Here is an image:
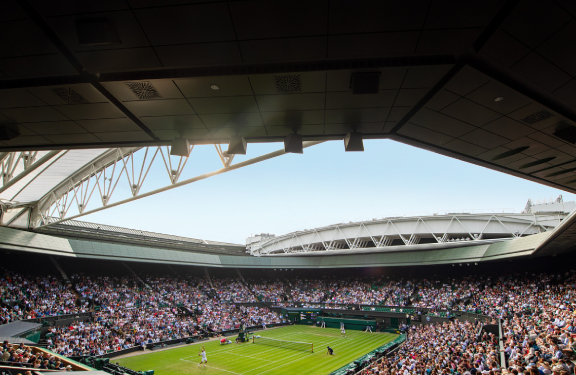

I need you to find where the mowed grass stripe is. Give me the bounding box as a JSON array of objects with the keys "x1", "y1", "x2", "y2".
[{"x1": 117, "y1": 325, "x2": 397, "y2": 375}]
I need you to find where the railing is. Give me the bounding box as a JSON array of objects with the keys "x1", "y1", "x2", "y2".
[
  {"x1": 329, "y1": 335, "x2": 406, "y2": 375},
  {"x1": 499, "y1": 318, "x2": 506, "y2": 368}
]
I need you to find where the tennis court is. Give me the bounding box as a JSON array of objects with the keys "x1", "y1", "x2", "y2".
[{"x1": 117, "y1": 325, "x2": 397, "y2": 375}]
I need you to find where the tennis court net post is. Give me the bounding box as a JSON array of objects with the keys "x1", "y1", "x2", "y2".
[{"x1": 252, "y1": 336, "x2": 313, "y2": 353}]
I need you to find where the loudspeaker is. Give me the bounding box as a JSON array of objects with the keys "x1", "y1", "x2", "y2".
[
  {"x1": 283, "y1": 134, "x2": 303, "y2": 154},
  {"x1": 227, "y1": 136, "x2": 247, "y2": 155},
  {"x1": 344, "y1": 132, "x2": 364, "y2": 152},
  {"x1": 170, "y1": 137, "x2": 191, "y2": 157}
]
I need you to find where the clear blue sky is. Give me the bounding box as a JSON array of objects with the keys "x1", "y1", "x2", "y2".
[{"x1": 81, "y1": 140, "x2": 576, "y2": 244}]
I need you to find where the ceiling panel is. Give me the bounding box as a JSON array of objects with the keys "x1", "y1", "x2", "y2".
[
  {"x1": 190, "y1": 96, "x2": 259, "y2": 114},
  {"x1": 410, "y1": 108, "x2": 476, "y2": 136},
  {"x1": 154, "y1": 42, "x2": 242, "y2": 67},
  {"x1": 537, "y1": 20, "x2": 576, "y2": 78},
  {"x1": 175, "y1": 76, "x2": 253, "y2": 98},
  {"x1": 47, "y1": 10, "x2": 149, "y2": 52},
  {"x1": 458, "y1": 129, "x2": 509, "y2": 149},
  {"x1": 326, "y1": 91, "x2": 396, "y2": 109},
  {"x1": 443, "y1": 139, "x2": 487, "y2": 156},
  {"x1": 0, "y1": 19, "x2": 58, "y2": 58},
  {"x1": 512, "y1": 52, "x2": 572, "y2": 93},
  {"x1": 256, "y1": 93, "x2": 324, "y2": 112},
  {"x1": 261, "y1": 111, "x2": 324, "y2": 126},
  {"x1": 199, "y1": 113, "x2": 263, "y2": 128},
  {"x1": 501, "y1": 0, "x2": 571, "y2": 49},
  {"x1": 76, "y1": 118, "x2": 142, "y2": 133},
  {"x1": 76, "y1": 48, "x2": 162, "y2": 72},
  {"x1": 465, "y1": 81, "x2": 532, "y2": 115},
  {"x1": 134, "y1": 3, "x2": 235, "y2": 45},
  {"x1": 230, "y1": 0, "x2": 328, "y2": 40},
  {"x1": 481, "y1": 116, "x2": 536, "y2": 139},
  {"x1": 23, "y1": 121, "x2": 87, "y2": 135},
  {"x1": 324, "y1": 108, "x2": 389, "y2": 124},
  {"x1": 124, "y1": 99, "x2": 196, "y2": 117},
  {"x1": 0, "y1": 89, "x2": 46, "y2": 108},
  {"x1": 398, "y1": 122, "x2": 455, "y2": 145},
  {"x1": 240, "y1": 37, "x2": 328, "y2": 62},
  {"x1": 441, "y1": 98, "x2": 501, "y2": 126},
  {"x1": 328, "y1": 32, "x2": 419, "y2": 58},
  {"x1": 250, "y1": 72, "x2": 326, "y2": 95},
  {"x1": 140, "y1": 115, "x2": 205, "y2": 130},
  {"x1": 0, "y1": 107, "x2": 68, "y2": 123},
  {"x1": 54, "y1": 103, "x2": 126, "y2": 120},
  {"x1": 104, "y1": 80, "x2": 184, "y2": 101}
]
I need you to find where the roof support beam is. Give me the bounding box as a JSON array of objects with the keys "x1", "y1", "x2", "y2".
[
  {"x1": 35, "y1": 141, "x2": 324, "y2": 228},
  {"x1": 0, "y1": 151, "x2": 60, "y2": 195}
]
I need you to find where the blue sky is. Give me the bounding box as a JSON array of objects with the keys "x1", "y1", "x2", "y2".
[{"x1": 81, "y1": 140, "x2": 576, "y2": 244}]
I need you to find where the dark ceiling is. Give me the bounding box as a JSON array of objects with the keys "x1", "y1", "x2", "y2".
[{"x1": 2, "y1": 0, "x2": 576, "y2": 193}]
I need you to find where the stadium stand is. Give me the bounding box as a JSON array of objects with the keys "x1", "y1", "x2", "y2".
[{"x1": 1, "y1": 252, "x2": 576, "y2": 375}]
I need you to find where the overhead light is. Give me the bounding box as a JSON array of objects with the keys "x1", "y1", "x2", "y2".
[
  {"x1": 284, "y1": 133, "x2": 303, "y2": 154},
  {"x1": 494, "y1": 96, "x2": 504, "y2": 102},
  {"x1": 226, "y1": 136, "x2": 247, "y2": 155},
  {"x1": 210, "y1": 84, "x2": 220, "y2": 91},
  {"x1": 344, "y1": 132, "x2": 364, "y2": 152},
  {"x1": 170, "y1": 137, "x2": 191, "y2": 157}
]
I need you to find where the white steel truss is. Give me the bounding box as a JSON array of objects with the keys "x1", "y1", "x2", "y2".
[
  {"x1": 248, "y1": 213, "x2": 559, "y2": 255},
  {"x1": 0, "y1": 151, "x2": 60, "y2": 195},
  {"x1": 26, "y1": 141, "x2": 323, "y2": 229}
]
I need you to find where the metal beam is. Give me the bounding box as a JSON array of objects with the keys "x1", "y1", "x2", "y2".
[
  {"x1": 37, "y1": 141, "x2": 324, "y2": 228},
  {"x1": 0, "y1": 151, "x2": 60, "y2": 195}
]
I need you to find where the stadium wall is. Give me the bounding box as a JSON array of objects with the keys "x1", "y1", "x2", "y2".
[{"x1": 0, "y1": 225, "x2": 559, "y2": 268}]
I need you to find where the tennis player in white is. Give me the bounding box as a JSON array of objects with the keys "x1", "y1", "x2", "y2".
[
  {"x1": 340, "y1": 326, "x2": 346, "y2": 338},
  {"x1": 198, "y1": 346, "x2": 207, "y2": 367}
]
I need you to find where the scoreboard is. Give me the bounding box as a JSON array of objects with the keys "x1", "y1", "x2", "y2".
[{"x1": 300, "y1": 311, "x2": 318, "y2": 320}]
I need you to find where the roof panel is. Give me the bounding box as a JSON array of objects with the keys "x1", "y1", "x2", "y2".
[{"x1": 9, "y1": 149, "x2": 109, "y2": 202}]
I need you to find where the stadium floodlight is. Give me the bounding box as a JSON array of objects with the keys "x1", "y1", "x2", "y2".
[
  {"x1": 170, "y1": 137, "x2": 191, "y2": 157},
  {"x1": 226, "y1": 135, "x2": 247, "y2": 155},
  {"x1": 344, "y1": 132, "x2": 364, "y2": 152}
]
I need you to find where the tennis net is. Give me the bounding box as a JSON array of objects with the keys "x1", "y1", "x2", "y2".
[{"x1": 252, "y1": 336, "x2": 313, "y2": 352}]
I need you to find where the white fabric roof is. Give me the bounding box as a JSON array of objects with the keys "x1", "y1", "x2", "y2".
[{"x1": 0, "y1": 149, "x2": 109, "y2": 203}]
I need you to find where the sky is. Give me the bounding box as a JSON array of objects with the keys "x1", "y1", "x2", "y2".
[{"x1": 80, "y1": 139, "x2": 576, "y2": 244}]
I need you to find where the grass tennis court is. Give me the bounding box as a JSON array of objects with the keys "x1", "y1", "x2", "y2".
[{"x1": 117, "y1": 325, "x2": 397, "y2": 375}]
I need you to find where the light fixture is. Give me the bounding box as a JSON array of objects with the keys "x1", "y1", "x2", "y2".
[
  {"x1": 344, "y1": 132, "x2": 364, "y2": 152},
  {"x1": 210, "y1": 84, "x2": 220, "y2": 91},
  {"x1": 226, "y1": 136, "x2": 247, "y2": 155},
  {"x1": 284, "y1": 133, "x2": 303, "y2": 154},
  {"x1": 494, "y1": 96, "x2": 504, "y2": 102},
  {"x1": 170, "y1": 137, "x2": 191, "y2": 157}
]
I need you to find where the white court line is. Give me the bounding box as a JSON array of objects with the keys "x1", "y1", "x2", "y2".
[
  {"x1": 225, "y1": 352, "x2": 273, "y2": 362},
  {"x1": 180, "y1": 358, "x2": 243, "y2": 374},
  {"x1": 252, "y1": 352, "x2": 314, "y2": 375},
  {"x1": 242, "y1": 350, "x2": 308, "y2": 374}
]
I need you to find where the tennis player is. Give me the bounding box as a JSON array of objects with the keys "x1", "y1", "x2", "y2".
[
  {"x1": 198, "y1": 346, "x2": 207, "y2": 367},
  {"x1": 340, "y1": 326, "x2": 346, "y2": 338}
]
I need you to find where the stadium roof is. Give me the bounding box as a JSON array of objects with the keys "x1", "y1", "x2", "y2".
[{"x1": 2, "y1": 0, "x2": 576, "y2": 236}]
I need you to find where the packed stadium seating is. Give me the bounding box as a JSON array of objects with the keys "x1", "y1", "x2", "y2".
[{"x1": 2, "y1": 253, "x2": 576, "y2": 375}]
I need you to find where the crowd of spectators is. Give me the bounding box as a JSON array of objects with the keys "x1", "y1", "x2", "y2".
[
  {"x1": 4, "y1": 267, "x2": 576, "y2": 370},
  {"x1": 1, "y1": 271, "x2": 83, "y2": 325}
]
